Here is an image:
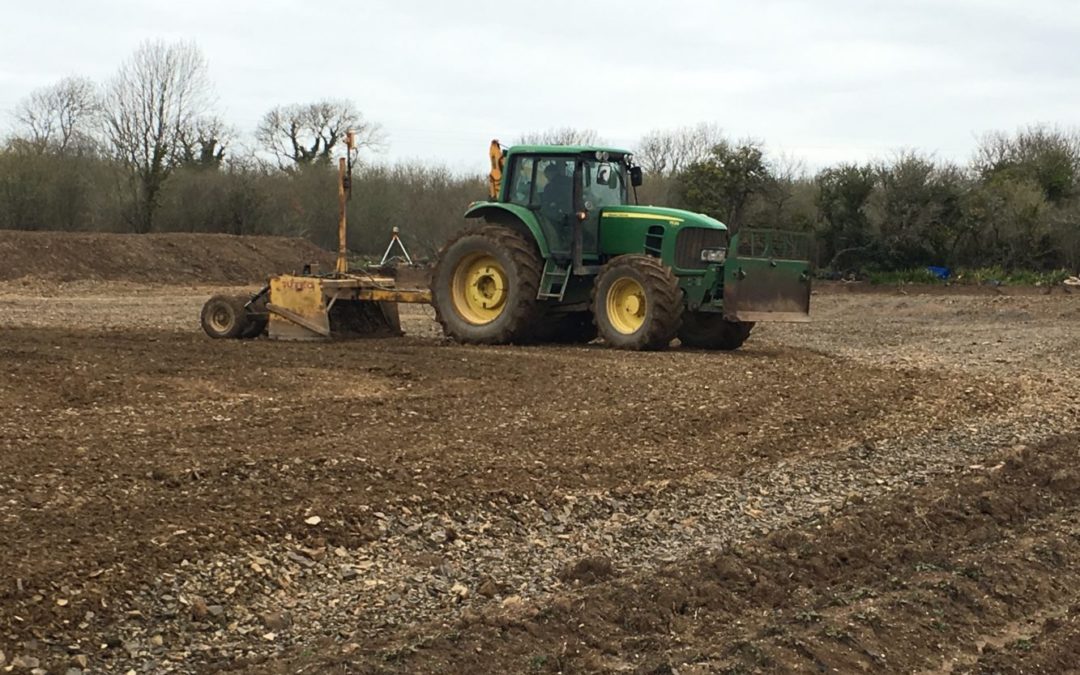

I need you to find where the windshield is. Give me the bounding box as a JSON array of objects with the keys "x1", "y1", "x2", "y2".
[{"x1": 582, "y1": 160, "x2": 628, "y2": 210}]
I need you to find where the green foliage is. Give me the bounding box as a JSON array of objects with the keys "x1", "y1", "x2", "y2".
[
  {"x1": 866, "y1": 268, "x2": 944, "y2": 285},
  {"x1": 975, "y1": 126, "x2": 1080, "y2": 204},
  {"x1": 1010, "y1": 638, "x2": 1035, "y2": 652},
  {"x1": 815, "y1": 163, "x2": 877, "y2": 269},
  {"x1": 679, "y1": 140, "x2": 770, "y2": 231},
  {"x1": 956, "y1": 267, "x2": 1071, "y2": 286},
  {"x1": 866, "y1": 266, "x2": 1070, "y2": 286},
  {"x1": 868, "y1": 152, "x2": 968, "y2": 268}
]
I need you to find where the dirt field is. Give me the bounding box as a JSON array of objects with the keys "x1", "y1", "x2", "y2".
[{"x1": 1, "y1": 269, "x2": 1079, "y2": 673}]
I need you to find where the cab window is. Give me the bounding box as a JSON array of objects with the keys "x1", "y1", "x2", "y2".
[
  {"x1": 582, "y1": 160, "x2": 627, "y2": 210},
  {"x1": 508, "y1": 156, "x2": 535, "y2": 206}
]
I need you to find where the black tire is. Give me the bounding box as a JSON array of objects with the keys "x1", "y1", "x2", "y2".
[
  {"x1": 528, "y1": 311, "x2": 598, "y2": 344},
  {"x1": 239, "y1": 294, "x2": 268, "y2": 339},
  {"x1": 201, "y1": 294, "x2": 250, "y2": 339},
  {"x1": 591, "y1": 255, "x2": 683, "y2": 350},
  {"x1": 432, "y1": 224, "x2": 542, "y2": 344},
  {"x1": 379, "y1": 301, "x2": 402, "y2": 335},
  {"x1": 678, "y1": 313, "x2": 754, "y2": 350}
]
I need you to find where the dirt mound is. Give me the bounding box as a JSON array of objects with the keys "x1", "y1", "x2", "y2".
[{"x1": 0, "y1": 230, "x2": 333, "y2": 284}]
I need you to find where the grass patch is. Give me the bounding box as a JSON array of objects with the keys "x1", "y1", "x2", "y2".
[
  {"x1": 867, "y1": 268, "x2": 943, "y2": 285},
  {"x1": 866, "y1": 267, "x2": 1071, "y2": 286}
]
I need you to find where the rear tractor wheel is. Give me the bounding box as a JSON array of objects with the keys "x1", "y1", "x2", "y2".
[
  {"x1": 201, "y1": 294, "x2": 250, "y2": 339},
  {"x1": 678, "y1": 313, "x2": 754, "y2": 350},
  {"x1": 591, "y1": 255, "x2": 683, "y2": 350},
  {"x1": 431, "y1": 224, "x2": 542, "y2": 344}
]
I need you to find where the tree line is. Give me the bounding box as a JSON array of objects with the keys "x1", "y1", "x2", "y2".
[{"x1": 2, "y1": 40, "x2": 1078, "y2": 274}]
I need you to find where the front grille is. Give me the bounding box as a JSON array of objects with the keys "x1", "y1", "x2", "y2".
[{"x1": 675, "y1": 227, "x2": 728, "y2": 269}]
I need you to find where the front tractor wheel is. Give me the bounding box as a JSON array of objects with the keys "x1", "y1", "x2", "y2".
[
  {"x1": 432, "y1": 225, "x2": 542, "y2": 344},
  {"x1": 678, "y1": 313, "x2": 754, "y2": 350},
  {"x1": 592, "y1": 255, "x2": 683, "y2": 350},
  {"x1": 201, "y1": 294, "x2": 250, "y2": 339}
]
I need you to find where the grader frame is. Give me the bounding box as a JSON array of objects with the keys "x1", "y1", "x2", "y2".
[{"x1": 200, "y1": 131, "x2": 430, "y2": 342}]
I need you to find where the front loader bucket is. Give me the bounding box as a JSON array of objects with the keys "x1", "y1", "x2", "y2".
[{"x1": 723, "y1": 229, "x2": 812, "y2": 323}]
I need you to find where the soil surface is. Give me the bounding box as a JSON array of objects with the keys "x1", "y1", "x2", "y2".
[{"x1": 0, "y1": 266, "x2": 1078, "y2": 674}]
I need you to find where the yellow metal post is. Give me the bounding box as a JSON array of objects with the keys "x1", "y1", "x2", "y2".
[
  {"x1": 336, "y1": 156, "x2": 348, "y2": 275},
  {"x1": 488, "y1": 139, "x2": 503, "y2": 199}
]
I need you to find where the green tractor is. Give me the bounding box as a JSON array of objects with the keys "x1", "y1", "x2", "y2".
[{"x1": 431, "y1": 141, "x2": 811, "y2": 350}]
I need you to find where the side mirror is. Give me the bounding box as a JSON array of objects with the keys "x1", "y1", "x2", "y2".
[
  {"x1": 630, "y1": 166, "x2": 643, "y2": 187},
  {"x1": 597, "y1": 163, "x2": 612, "y2": 185}
]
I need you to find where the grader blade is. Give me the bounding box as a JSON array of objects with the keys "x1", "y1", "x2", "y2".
[
  {"x1": 328, "y1": 300, "x2": 402, "y2": 338},
  {"x1": 265, "y1": 274, "x2": 428, "y2": 341}
]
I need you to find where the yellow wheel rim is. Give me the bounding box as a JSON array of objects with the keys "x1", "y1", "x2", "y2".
[
  {"x1": 451, "y1": 253, "x2": 508, "y2": 325},
  {"x1": 606, "y1": 277, "x2": 646, "y2": 334}
]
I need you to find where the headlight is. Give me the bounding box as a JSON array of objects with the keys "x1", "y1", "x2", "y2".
[{"x1": 700, "y1": 247, "x2": 726, "y2": 263}]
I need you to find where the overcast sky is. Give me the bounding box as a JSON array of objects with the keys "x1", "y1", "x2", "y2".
[{"x1": 1, "y1": 0, "x2": 1078, "y2": 174}]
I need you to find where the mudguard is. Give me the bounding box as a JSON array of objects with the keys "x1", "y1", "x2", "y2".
[{"x1": 464, "y1": 202, "x2": 551, "y2": 258}]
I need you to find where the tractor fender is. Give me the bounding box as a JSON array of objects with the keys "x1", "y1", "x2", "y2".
[{"x1": 464, "y1": 202, "x2": 550, "y2": 258}]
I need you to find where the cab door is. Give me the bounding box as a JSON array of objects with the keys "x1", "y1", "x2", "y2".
[
  {"x1": 533, "y1": 156, "x2": 576, "y2": 259},
  {"x1": 579, "y1": 160, "x2": 627, "y2": 260},
  {"x1": 505, "y1": 154, "x2": 575, "y2": 260}
]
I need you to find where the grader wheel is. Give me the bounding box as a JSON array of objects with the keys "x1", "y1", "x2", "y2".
[
  {"x1": 432, "y1": 224, "x2": 542, "y2": 344},
  {"x1": 592, "y1": 255, "x2": 682, "y2": 350},
  {"x1": 200, "y1": 295, "x2": 250, "y2": 339},
  {"x1": 678, "y1": 313, "x2": 754, "y2": 350}
]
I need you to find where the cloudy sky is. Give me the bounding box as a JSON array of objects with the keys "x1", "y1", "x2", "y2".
[{"x1": 1, "y1": 0, "x2": 1077, "y2": 173}]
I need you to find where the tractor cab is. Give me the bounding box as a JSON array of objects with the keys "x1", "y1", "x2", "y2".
[{"x1": 497, "y1": 145, "x2": 639, "y2": 266}]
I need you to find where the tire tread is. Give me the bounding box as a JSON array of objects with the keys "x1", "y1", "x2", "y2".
[
  {"x1": 591, "y1": 255, "x2": 683, "y2": 350},
  {"x1": 431, "y1": 224, "x2": 542, "y2": 344}
]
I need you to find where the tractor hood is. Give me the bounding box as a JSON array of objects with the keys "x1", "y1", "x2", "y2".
[{"x1": 600, "y1": 205, "x2": 727, "y2": 230}]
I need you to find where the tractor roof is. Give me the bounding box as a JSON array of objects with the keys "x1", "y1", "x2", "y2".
[{"x1": 507, "y1": 144, "x2": 631, "y2": 156}]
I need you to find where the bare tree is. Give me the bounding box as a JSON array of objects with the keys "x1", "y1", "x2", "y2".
[
  {"x1": 13, "y1": 76, "x2": 100, "y2": 155},
  {"x1": 516, "y1": 127, "x2": 603, "y2": 146},
  {"x1": 635, "y1": 123, "x2": 724, "y2": 176},
  {"x1": 102, "y1": 40, "x2": 213, "y2": 232},
  {"x1": 255, "y1": 100, "x2": 383, "y2": 168},
  {"x1": 761, "y1": 151, "x2": 809, "y2": 222},
  {"x1": 178, "y1": 116, "x2": 231, "y2": 169}
]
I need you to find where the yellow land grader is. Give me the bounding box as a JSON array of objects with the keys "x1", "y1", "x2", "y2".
[{"x1": 199, "y1": 132, "x2": 431, "y2": 341}]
